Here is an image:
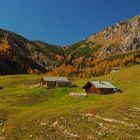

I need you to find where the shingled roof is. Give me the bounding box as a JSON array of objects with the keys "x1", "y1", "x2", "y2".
[
  {"x1": 89, "y1": 81, "x2": 116, "y2": 89},
  {"x1": 42, "y1": 76, "x2": 70, "y2": 82}
]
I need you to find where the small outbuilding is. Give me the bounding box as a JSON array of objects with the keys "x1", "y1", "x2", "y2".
[
  {"x1": 83, "y1": 81, "x2": 117, "y2": 95},
  {"x1": 40, "y1": 76, "x2": 71, "y2": 88},
  {"x1": 111, "y1": 67, "x2": 122, "y2": 73}
]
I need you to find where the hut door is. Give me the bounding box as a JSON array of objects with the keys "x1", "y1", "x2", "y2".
[{"x1": 55, "y1": 82, "x2": 58, "y2": 87}]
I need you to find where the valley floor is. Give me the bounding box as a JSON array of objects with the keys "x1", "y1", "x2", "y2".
[{"x1": 0, "y1": 65, "x2": 140, "y2": 140}]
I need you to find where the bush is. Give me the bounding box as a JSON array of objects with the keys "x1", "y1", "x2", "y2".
[{"x1": 75, "y1": 46, "x2": 90, "y2": 58}]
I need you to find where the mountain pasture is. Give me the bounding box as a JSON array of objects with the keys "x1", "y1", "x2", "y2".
[{"x1": 0, "y1": 65, "x2": 139, "y2": 140}]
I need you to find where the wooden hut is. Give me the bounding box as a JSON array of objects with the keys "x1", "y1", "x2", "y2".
[
  {"x1": 111, "y1": 67, "x2": 122, "y2": 72},
  {"x1": 40, "y1": 76, "x2": 71, "y2": 88},
  {"x1": 83, "y1": 81, "x2": 117, "y2": 95}
]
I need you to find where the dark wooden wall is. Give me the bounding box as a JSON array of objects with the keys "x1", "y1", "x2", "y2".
[
  {"x1": 85, "y1": 84, "x2": 116, "y2": 95},
  {"x1": 85, "y1": 86, "x2": 100, "y2": 94}
]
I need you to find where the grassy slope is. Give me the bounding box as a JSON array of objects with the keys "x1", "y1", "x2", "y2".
[{"x1": 0, "y1": 65, "x2": 140, "y2": 140}]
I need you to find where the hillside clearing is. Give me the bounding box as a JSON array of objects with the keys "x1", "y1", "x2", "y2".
[{"x1": 0, "y1": 65, "x2": 140, "y2": 139}]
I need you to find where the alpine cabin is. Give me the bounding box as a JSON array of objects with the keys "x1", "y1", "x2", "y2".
[
  {"x1": 83, "y1": 81, "x2": 117, "y2": 95},
  {"x1": 40, "y1": 76, "x2": 71, "y2": 88}
]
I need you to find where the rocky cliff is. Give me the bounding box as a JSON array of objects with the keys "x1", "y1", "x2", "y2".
[{"x1": 65, "y1": 15, "x2": 140, "y2": 60}]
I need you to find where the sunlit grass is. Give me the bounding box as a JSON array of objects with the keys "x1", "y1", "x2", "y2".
[{"x1": 0, "y1": 65, "x2": 139, "y2": 139}]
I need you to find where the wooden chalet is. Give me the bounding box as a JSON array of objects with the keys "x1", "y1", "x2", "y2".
[
  {"x1": 40, "y1": 76, "x2": 71, "y2": 88},
  {"x1": 83, "y1": 81, "x2": 117, "y2": 95},
  {"x1": 111, "y1": 67, "x2": 122, "y2": 72}
]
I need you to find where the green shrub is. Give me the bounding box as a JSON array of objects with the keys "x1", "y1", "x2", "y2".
[
  {"x1": 91, "y1": 44, "x2": 102, "y2": 53},
  {"x1": 75, "y1": 46, "x2": 90, "y2": 58}
]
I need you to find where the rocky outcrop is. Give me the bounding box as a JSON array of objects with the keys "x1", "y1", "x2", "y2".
[
  {"x1": 88, "y1": 15, "x2": 140, "y2": 58},
  {"x1": 66, "y1": 15, "x2": 140, "y2": 60}
]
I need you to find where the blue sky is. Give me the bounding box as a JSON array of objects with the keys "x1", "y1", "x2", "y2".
[{"x1": 0, "y1": 0, "x2": 140, "y2": 46}]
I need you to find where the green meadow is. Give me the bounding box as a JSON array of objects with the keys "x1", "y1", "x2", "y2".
[{"x1": 0, "y1": 65, "x2": 140, "y2": 140}]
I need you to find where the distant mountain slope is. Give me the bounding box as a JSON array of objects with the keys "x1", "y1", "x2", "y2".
[
  {"x1": 49, "y1": 15, "x2": 140, "y2": 77},
  {"x1": 0, "y1": 29, "x2": 64, "y2": 75},
  {"x1": 0, "y1": 14, "x2": 140, "y2": 75},
  {"x1": 64, "y1": 14, "x2": 140, "y2": 60}
]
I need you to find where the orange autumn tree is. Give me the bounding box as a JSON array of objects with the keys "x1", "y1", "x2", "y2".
[{"x1": 45, "y1": 53, "x2": 140, "y2": 78}]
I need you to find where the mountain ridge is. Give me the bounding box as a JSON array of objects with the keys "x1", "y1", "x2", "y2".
[
  {"x1": 65, "y1": 14, "x2": 140, "y2": 58},
  {"x1": 0, "y1": 14, "x2": 140, "y2": 75},
  {"x1": 0, "y1": 28, "x2": 64, "y2": 74},
  {"x1": 48, "y1": 14, "x2": 140, "y2": 77}
]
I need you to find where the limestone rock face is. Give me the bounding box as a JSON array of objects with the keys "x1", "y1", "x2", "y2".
[
  {"x1": 86, "y1": 15, "x2": 140, "y2": 59},
  {"x1": 64, "y1": 15, "x2": 139, "y2": 60}
]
